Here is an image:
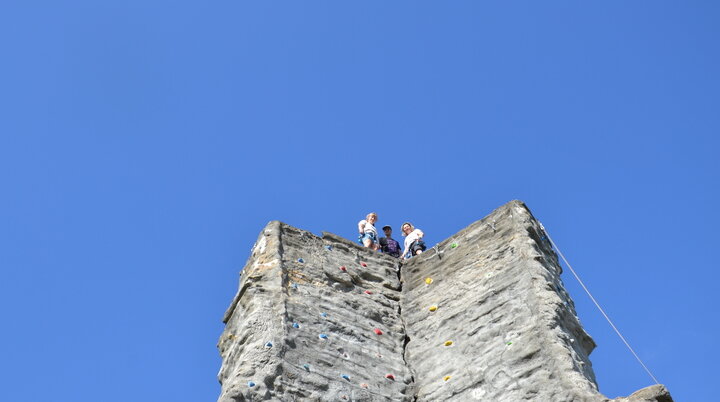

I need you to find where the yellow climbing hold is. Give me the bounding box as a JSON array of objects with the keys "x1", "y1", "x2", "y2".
[
  {"x1": 429, "y1": 305, "x2": 437, "y2": 312},
  {"x1": 443, "y1": 375, "x2": 451, "y2": 381},
  {"x1": 444, "y1": 340, "x2": 453, "y2": 346},
  {"x1": 425, "y1": 277, "x2": 433, "y2": 285}
]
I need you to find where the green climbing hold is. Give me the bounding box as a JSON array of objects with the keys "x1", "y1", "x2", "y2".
[{"x1": 451, "y1": 243, "x2": 458, "y2": 248}]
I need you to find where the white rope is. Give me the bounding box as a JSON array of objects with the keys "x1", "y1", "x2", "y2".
[{"x1": 539, "y1": 223, "x2": 661, "y2": 385}]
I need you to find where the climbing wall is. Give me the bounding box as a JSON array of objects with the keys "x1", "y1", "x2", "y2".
[
  {"x1": 217, "y1": 201, "x2": 673, "y2": 401},
  {"x1": 401, "y1": 201, "x2": 603, "y2": 401},
  {"x1": 217, "y1": 221, "x2": 414, "y2": 401}
]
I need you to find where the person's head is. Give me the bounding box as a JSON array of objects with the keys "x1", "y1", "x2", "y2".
[
  {"x1": 382, "y1": 225, "x2": 392, "y2": 236},
  {"x1": 401, "y1": 222, "x2": 414, "y2": 236},
  {"x1": 366, "y1": 212, "x2": 378, "y2": 224}
]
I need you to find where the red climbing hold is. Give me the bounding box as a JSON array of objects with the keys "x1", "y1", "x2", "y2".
[
  {"x1": 373, "y1": 328, "x2": 383, "y2": 335},
  {"x1": 340, "y1": 266, "x2": 347, "y2": 272},
  {"x1": 364, "y1": 290, "x2": 372, "y2": 295},
  {"x1": 385, "y1": 374, "x2": 395, "y2": 380},
  {"x1": 360, "y1": 262, "x2": 367, "y2": 267}
]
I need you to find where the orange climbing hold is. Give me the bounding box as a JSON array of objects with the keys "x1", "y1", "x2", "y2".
[{"x1": 360, "y1": 383, "x2": 369, "y2": 388}]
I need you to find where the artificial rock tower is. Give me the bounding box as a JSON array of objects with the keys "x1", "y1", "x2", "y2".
[{"x1": 217, "y1": 201, "x2": 672, "y2": 401}]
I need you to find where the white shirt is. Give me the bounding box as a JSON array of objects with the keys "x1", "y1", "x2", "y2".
[
  {"x1": 403, "y1": 229, "x2": 423, "y2": 257},
  {"x1": 358, "y1": 220, "x2": 378, "y2": 238}
]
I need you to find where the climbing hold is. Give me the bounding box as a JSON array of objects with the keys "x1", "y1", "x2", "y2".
[
  {"x1": 443, "y1": 376, "x2": 451, "y2": 382},
  {"x1": 385, "y1": 374, "x2": 395, "y2": 380},
  {"x1": 450, "y1": 243, "x2": 458, "y2": 249},
  {"x1": 506, "y1": 341, "x2": 512, "y2": 345},
  {"x1": 429, "y1": 305, "x2": 437, "y2": 312},
  {"x1": 265, "y1": 341, "x2": 273, "y2": 348},
  {"x1": 297, "y1": 258, "x2": 304, "y2": 263},
  {"x1": 360, "y1": 383, "x2": 369, "y2": 388},
  {"x1": 341, "y1": 374, "x2": 350, "y2": 381},
  {"x1": 444, "y1": 340, "x2": 453, "y2": 346},
  {"x1": 364, "y1": 290, "x2": 373, "y2": 295},
  {"x1": 319, "y1": 334, "x2": 328, "y2": 339},
  {"x1": 303, "y1": 364, "x2": 310, "y2": 371},
  {"x1": 292, "y1": 323, "x2": 300, "y2": 329},
  {"x1": 360, "y1": 262, "x2": 367, "y2": 267},
  {"x1": 340, "y1": 266, "x2": 347, "y2": 272},
  {"x1": 320, "y1": 312, "x2": 328, "y2": 318},
  {"x1": 291, "y1": 283, "x2": 298, "y2": 290},
  {"x1": 373, "y1": 328, "x2": 383, "y2": 335},
  {"x1": 540, "y1": 236, "x2": 546, "y2": 241},
  {"x1": 425, "y1": 277, "x2": 433, "y2": 285},
  {"x1": 248, "y1": 381, "x2": 256, "y2": 387},
  {"x1": 325, "y1": 245, "x2": 333, "y2": 251}
]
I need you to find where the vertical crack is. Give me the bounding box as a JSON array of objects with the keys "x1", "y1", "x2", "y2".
[{"x1": 396, "y1": 261, "x2": 418, "y2": 401}]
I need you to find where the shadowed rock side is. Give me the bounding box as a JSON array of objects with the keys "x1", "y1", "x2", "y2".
[
  {"x1": 217, "y1": 201, "x2": 672, "y2": 402},
  {"x1": 217, "y1": 221, "x2": 413, "y2": 401}
]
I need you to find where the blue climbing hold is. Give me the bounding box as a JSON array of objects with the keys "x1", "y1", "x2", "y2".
[
  {"x1": 291, "y1": 283, "x2": 298, "y2": 290},
  {"x1": 319, "y1": 334, "x2": 328, "y2": 339},
  {"x1": 292, "y1": 323, "x2": 300, "y2": 329},
  {"x1": 248, "y1": 381, "x2": 256, "y2": 387},
  {"x1": 320, "y1": 312, "x2": 328, "y2": 318},
  {"x1": 298, "y1": 258, "x2": 304, "y2": 263},
  {"x1": 325, "y1": 245, "x2": 333, "y2": 251},
  {"x1": 265, "y1": 341, "x2": 273, "y2": 348},
  {"x1": 303, "y1": 364, "x2": 310, "y2": 371},
  {"x1": 341, "y1": 374, "x2": 350, "y2": 380}
]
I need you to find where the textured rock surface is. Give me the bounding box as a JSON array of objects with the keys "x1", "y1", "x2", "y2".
[
  {"x1": 218, "y1": 222, "x2": 413, "y2": 401},
  {"x1": 217, "y1": 201, "x2": 673, "y2": 401}
]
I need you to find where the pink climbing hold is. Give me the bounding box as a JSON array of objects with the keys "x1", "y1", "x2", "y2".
[
  {"x1": 373, "y1": 328, "x2": 383, "y2": 335},
  {"x1": 360, "y1": 383, "x2": 369, "y2": 389},
  {"x1": 385, "y1": 374, "x2": 395, "y2": 380},
  {"x1": 364, "y1": 290, "x2": 373, "y2": 295},
  {"x1": 340, "y1": 266, "x2": 347, "y2": 272},
  {"x1": 360, "y1": 262, "x2": 367, "y2": 267}
]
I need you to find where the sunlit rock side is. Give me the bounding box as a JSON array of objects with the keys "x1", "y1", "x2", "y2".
[{"x1": 217, "y1": 201, "x2": 673, "y2": 402}]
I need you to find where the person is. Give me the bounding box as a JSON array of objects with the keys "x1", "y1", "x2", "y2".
[
  {"x1": 400, "y1": 222, "x2": 426, "y2": 259},
  {"x1": 378, "y1": 225, "x2": 401, "y2": 258},
  {"x1": 357, "y1": 212, "x2": 379, "y2": 251}
]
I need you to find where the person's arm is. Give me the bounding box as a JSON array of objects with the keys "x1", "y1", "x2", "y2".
[
  {"x1": 415, "y1": 229, "x2": 424, "y2": 239},
  {"x1": 358, "y1": 220, "x2": 366, "y2": 234}
]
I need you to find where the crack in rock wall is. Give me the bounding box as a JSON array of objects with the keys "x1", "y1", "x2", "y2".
[{"x1": 217, "y1": 201, "x2": 672, "y2": 402}]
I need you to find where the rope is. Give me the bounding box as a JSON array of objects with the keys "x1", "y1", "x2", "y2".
[{"x1": 538, "y1": 223, "x2": 661, "y2": 385}]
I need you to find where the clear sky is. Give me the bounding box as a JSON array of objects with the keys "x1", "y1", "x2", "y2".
[{"x1": 1, "y1": 1, "x2": 717, "y2": 401}]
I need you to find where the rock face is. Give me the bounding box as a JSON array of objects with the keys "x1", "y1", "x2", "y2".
[{"x1": 217, "y1": 201, "x2": 672, "y2": 401}]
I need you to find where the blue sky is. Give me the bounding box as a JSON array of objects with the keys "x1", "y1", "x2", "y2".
[{"x1": 1, "y1": 1, "x2": 717, "y2": 401}]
